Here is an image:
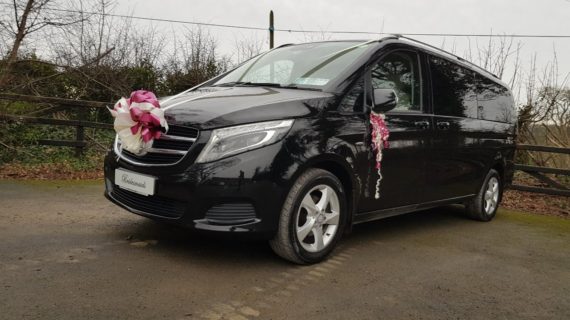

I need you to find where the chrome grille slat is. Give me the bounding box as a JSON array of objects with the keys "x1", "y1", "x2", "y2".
[
  {"x1": 160, "y1": 134, "x2": 196, "y2": 142},
  {"x1": 146, "y1": 147, "x2": 187, "y2": 155}
]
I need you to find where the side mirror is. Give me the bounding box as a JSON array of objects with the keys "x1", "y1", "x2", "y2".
[{"x1": 372, "y1": 88, "x2": 398, "y2": 113}]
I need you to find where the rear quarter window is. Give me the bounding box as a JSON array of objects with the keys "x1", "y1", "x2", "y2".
[{"x1": 476, "y1": 75, "x2": 515, "y2": 123}]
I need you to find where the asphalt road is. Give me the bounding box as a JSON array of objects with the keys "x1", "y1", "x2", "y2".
[{"x1": 0, "y1": 180, "x2": 569, "y2": 320}]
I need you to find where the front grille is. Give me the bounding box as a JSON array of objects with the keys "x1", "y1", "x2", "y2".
[
  {"x1": 152, "y1": 139, "x2": 191, "y2": 151},
  {"x1": 116, "y1": 125, "x2": 199, "y2": 166},
  {"x1": 167, "y1": 126, "x2": 199, "y2": 137},
  {"x1": 111, "y1": 186, "x2": 186, "y2": 219},
  {"x1": 121, "y1": 150, "x2": 184, "y2": 165},
  {"x1": 205, "y1": 203, "x2": 257, "y2": 225}
]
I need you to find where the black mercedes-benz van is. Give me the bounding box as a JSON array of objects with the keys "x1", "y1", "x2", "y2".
[{"x1": 104, "y1": 36, "x2": 517, "y2": 264}]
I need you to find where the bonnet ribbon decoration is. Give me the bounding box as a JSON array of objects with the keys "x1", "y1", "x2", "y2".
[
  {"x1": 370, "y1": 111, "x2": 390, "y2": 199},
  {"x1": 108, "y1": 90, "x2": 168, "y2": 155}
]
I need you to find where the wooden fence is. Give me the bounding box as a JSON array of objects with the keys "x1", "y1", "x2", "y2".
[
  {"x1": 0, "y1": 93, "x2": 112, "y2": 157},
  {"x1": 1, "y1": 93, "x2": 569, "y2": 196},
  {"x1": 511, "y1": 144, "x2": 570, "y2": 197}
]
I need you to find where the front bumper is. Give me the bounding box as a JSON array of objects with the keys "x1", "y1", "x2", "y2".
[{"x1": 103, "y1": 142, "x2": 291, "y2": 238}]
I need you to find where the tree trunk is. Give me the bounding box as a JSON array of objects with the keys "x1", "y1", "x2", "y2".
[{"x1": 0, "y1": 0, "x2": 36, "y2": 89}]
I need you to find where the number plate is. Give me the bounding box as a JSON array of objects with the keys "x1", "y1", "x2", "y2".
[{"x1": 115, "y1": 168, "x2": 156, "y2": 196}]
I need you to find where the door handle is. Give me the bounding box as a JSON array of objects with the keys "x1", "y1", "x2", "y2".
[
  {"x1": 436, "y1": 121, "x2": 450, "y2": 130},
  {"x1": 414, "y1": 120, "x2": 430, "y2": 129}
]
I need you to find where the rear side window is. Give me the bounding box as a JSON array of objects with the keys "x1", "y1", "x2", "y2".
[
  {"x1": 371, "y1": 51, "x2": 421, "y2": 111},
  {"x1": 429, "y1": 56, "x2": 478, "y2": 118},
  {"x1": 476, "y1": 75, "x2": 514, "y2": 123}
]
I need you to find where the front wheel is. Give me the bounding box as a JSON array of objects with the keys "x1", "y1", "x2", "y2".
[
  {"x1": 270, "y1": 168, "x2": 347, "y2": 264},
  {"x1": 465, "y1": 169, "x2": 502, "y2": 221}
]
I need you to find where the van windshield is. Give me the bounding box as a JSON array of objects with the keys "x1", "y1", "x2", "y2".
[{"x1": 212, "y1": 41, "x2": 373, "y2": 89}]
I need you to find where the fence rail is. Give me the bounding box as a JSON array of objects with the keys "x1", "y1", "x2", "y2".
[
  {"x1": 511, "y1": 145, "x2": 570, "y2": 197},
  {"x1": 0, "y1": 114, "x2": 113, "y2": 130},
  {"x1": 0, "y1": 93, "x2": 111, "y2": 156},
  {"x1": 0, "y1": 93, "x2": 107, "y2": 109},
  {"x1": 516, "y1": 144, "x2": 570, "y2": 154}
]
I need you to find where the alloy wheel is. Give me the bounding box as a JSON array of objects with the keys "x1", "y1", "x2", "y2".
[
  {"x1": 295, "y1": 184, "x2": 340, "y2": 253},
  {"x1": 484, "y1": 177, "x2": 500, "y2": 215}
]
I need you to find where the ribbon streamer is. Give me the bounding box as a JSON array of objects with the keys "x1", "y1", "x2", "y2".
[{"x1": 370, "y1": 112, "x2": 390, "y2": 199}]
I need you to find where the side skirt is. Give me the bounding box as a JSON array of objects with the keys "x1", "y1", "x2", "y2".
[{"x1": 353, "y1": 195, "x2": 476, "y2": 225}]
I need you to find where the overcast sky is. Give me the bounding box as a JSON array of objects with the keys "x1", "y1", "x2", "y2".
[{"x1": 114, "y1": 0, "x2": 569, "y2": 98}]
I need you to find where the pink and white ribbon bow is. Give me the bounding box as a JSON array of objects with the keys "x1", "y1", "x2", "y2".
[
  {"x1": 109, "y1": 90, "x2": 168, "y2": 155},
  {"x1": 370, "y1": 112, "x2": 390, "y2": 199}
]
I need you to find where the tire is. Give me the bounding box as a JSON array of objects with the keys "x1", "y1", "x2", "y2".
[
  {"x1": 465, "y1": 169, "x2": 502, "y2": 221},
  {"x1": 270, "y1": 168, "x2": 347, "y2": 264}
]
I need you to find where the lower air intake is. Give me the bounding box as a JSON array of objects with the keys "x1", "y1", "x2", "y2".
[
  {"x1": 205, "y1": 203, "x2": 257, "y2": 225},
  {"x1": 111, "y1": 187, "x2": 185, "y2": 219}
]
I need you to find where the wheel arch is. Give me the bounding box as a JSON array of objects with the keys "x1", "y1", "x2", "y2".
[
  {"x1": 289, "y1": 154, "x2": 360, "y2": 232},
  {"x1": 491, "y1": 162, "x2": 505, "y2": 183},
  {"x1": 490, "y1": 161, "x2": 506, "y2": 202}
]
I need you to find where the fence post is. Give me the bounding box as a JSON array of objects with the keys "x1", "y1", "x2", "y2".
[
  {"x1": 269, "y1": 10, "x2": 274, "y2": 49},
  {"x1": 75, "y1": 109, "x2": 85, "y2": 157}
]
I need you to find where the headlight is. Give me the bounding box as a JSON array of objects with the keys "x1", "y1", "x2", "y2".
[{"x1": 196, "y1": 119, "x2": 294, "y2": 163}]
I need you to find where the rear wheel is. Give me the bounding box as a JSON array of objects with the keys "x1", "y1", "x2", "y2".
[
  {"x1": 465, "y1": 169, "x2": 502, "y2": 221},
  {"x1": 270, "y1": 168, "x2": 347, "y2": 264}
]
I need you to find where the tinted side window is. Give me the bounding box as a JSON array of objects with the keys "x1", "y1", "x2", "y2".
[
  {"x1": 371, "y1": 51, "x2": 421, "y2": 111},
  {"x1": 476, "y1": 75, "x2": 514, "y2": 123},
  {"x1": 429, "y1": 56, "x2": 478, "y2": 118}
]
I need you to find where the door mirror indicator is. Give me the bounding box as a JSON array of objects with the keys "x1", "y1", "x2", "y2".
[{"x1": 372, "y1": 88, "x2": 398, "y2": 113}]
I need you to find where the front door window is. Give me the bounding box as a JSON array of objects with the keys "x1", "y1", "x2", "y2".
[{"x1": 371, "y1": 51, "x2": 422, "y2": 112}]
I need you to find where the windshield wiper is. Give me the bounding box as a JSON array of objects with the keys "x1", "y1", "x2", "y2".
[
  {"x1": 211, "y1": 81, "x2": 249, "y2": 87},
  {"x1": 212, "y1": 81, "x2": 284, "y2": 87},
  {"x1": 210, "y1": 81, "x2": 320, "y2": 91}
]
